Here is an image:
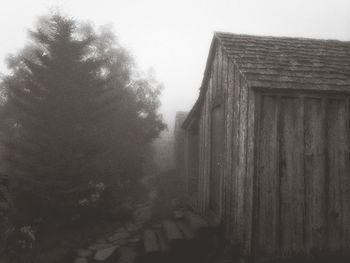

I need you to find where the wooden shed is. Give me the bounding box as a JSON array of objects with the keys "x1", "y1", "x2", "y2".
[{"x1": 182, "y1": 32, "x2": 350, "y2": 259}]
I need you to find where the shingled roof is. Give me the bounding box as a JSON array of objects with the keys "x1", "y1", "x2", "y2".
[
  {"x1": 216, "y1": 32, "x2": 350, "y2": 91},
  {"x1": 183, "y1": 32, "x2": 350, "y2": 128}
]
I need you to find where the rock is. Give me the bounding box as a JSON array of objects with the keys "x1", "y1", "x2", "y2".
[
  {"x1": 107, "y1": 227, "x2": 130, "y2": 242},
  {"x1": 117, "y1": 246, "x2": 138, "y2": 263},
  {"x1": 125, "y1": 223, "x2": 138, "y2": 233},
  {"x1": 127, "y1": 235, "x2": 140, "y2": 243},
  {"x1": 174, "y1": 210, "x2": 184, "y2": 219},
  {"x1": 152, "y1": 223, "x2": 162, "y2": 229},
  {"x1": 88, "y1": 243, "x2": 112, "y2": 251},
  {"x1": 94, "y1": 245, "x2": 118, "y2": 261},
  {"x1": 76, "y1": 249, "x2": 92, "y2": 257},
  {"x1": 96, "y1": 238, "x2": 106, "y2": 244},
  {"x1": 74, "y1": 257, "x2": 88, "y2": 263}
]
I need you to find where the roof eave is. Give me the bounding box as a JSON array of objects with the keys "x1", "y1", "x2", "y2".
[{"x1": 182, "y1": 34, "x2": 220, "y2": 129}]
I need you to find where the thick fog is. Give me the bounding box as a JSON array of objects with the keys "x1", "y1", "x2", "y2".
[{"x1": 1, "y1": 0, "x2": 350, "y2": 128}]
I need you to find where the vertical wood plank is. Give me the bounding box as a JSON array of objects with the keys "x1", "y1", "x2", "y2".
[
  {"x1": 212, "y1": 47, "x2": 218, "y2": 100},
  {"x1": 202, "y1": 85, "x2": 208, "y2": 212},
  {"x1": 327, "y1": 99, "x2": 349, "y2": 251},
  {"x1": 221, "y1": 50, "x2": 229, "y2": 226},
  {"x1": 255, "y1": 95, "x2": 279, "y2": 255},
  {"x1": 210, "y1": 104, "x2": 225, "y2": 216},
  {"x1": 199, "y1": 108, "x2": 204, "y2": 211},
  {"x1": 304, "y1": 98, "x2": 327, "y2": 252},
  {"x1": 217, "y1": 46, "x2": 223, "y2": 98},
  {"x1": 244, "y1": 87, "x2": 256, "y2": 254},
  {"x1": 201, "y1": 93, "x2": 206, "y2": 213},
  {"x1": 344, "y1": 98, "x2": 350, "y2": 250},
  {"x1": 203, "y1": 75, "x2": 213, "y2": 212},
  {"x1": 279, "y1": 97, "x2": 305, "y2": 255},
  {"x1": 238, "y1": 77, "x2": 248, "y2": 248},
  {"x1": 232, "y1": 66, "x2": 241, "y2": 244},
  {"x1": 186, "y1": 121, "x2": 200, "y2": 204},
  {"x1": 226, "y1": 60, "x2": 235, "y2": 238}
]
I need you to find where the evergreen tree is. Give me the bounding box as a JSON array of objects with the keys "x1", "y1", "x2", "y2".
[{"x1": 2, "y1": 14, "x2": 165, "y2": 223}]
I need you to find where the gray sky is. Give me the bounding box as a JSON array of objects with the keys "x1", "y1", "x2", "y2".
[{"x1": 1, "y1": 0, "x2": 350, "y2": 129}]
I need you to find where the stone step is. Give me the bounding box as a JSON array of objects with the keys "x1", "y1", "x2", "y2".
[
  {"x1": 184, "y1": 210, "x2": 209, "y2": 235},
  {"x1": 140, "y1": 212, "x2": 219, "y2": 262},
  {"x1": 155, "y1": 229, "x2": 169, "y2": 252},
  {"x1": 176, "y1": 220, "x2": 195, "y2": 240},
  {"x1": 173, "y1": 210, "x2": 184, "y2": 219},
  {"x1": 142, "y1": 228, "x2": 168, "y2": 263},
  {"x1": 107, "y1": 227, "x2": 130, "y2": 243},
  {"x1": 143, "y1": 229, "x2": 159, "y2": 254},
  {"x1": 94, "y1": 245, "x2": 119, "y2": 261},
  {"x1": 162, "y1": 220, "x2": 185, "y2": 243},
  {"x1": 117, "y1": 245, "x2": 138, "y2": 263}
]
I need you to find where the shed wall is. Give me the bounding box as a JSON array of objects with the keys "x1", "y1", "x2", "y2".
[
  {"x1": 254, "y1": 91, "x2": 350, "y2": 257},
  {"x1": 184, "y1": 43, "x2": 253, "y2": 252},
  {"x1": 184, "y1": 36, "x2": 350, "y2": 259},
  {"x1": 184, "y1": 120, "x2": 199, "y2": 209}
]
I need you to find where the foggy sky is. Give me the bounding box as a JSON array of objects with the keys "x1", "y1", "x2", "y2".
[{"x1": 1, "y1": 0, "x2": 350, "y2": 129}]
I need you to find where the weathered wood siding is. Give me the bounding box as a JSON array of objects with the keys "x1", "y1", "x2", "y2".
[
  {"x1": 210, "y1": 104, "x2": 225, "y2": 215},
  {"x1": 183, "y1": 33, "x2": 350, "y2": 260},
  {"x1": 254, "y1": 92, "x2": 350, "y2": 256},
  {"x1": 184, "y1": 120, "x2": 199, "y2": 208},
  {"x1": 184, "y1": 42, "x2": 253, "y2": 252}
]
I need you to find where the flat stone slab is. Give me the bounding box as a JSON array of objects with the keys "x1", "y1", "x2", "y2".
[
  {"x1": 94, "y1": 245, "x2": 119, "y2": 261},
  {"x1": 96, "y1": 238, "x2": 107, "y2": 244},
  {"x1": 174, "y1": 210, "x2": 184, "y2": 219},
  {"x1": 76, "y1": 249, "x2": 92, "y2": 257},
  {"x1": 143, "y1": 229, "x2": 159, "y2": 254},
  {"x1": 118, "y1": 246, "x2": 138, "y2": 263},
  {"x1": 127, "y1": 235, "x2": 140, "y2": 244},
  {"x1": 89, "y1": 243, "x2": 113, "y2": 251},
  {"x1": 73, "y1": 257, "x2": 88, "y2": 263},
  {"x1": 107, "y1": 227, "x2": 130, "y2": 242},
  {"x1": 125, "y1": 223, "x2": 138, "y2": 233},
  {"x1": 162, "y1": 220, "x2": 184, "y2": 242}
]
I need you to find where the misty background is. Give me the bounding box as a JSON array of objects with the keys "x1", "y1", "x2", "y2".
[
  {"x1": 1, "y1": 0, "x2": 350, "y2": 130},
  {"x1": 0, "y1": 1, "x2": 350, "y2": 263}
]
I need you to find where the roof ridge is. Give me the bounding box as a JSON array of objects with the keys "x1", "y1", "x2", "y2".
[{"x1": 214, "y1": 31, "x2": 350, "y2": 44}]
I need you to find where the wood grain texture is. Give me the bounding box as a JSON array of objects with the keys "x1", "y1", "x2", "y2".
[
  {"x1": 221, "y1": 49, "x2": 229, "y2": 227},
  {"x1": 198, "y1": 105, "x2": 204, "y2": 212},
  {"x1": 224, "y1": 59, "x2": 235, "y2": 238},
  {"x1": 231, "y1": 65, "x2": 241, "y2": 244},
  {"x1": 208, "y1": 44, "x2": 225, "y2": 218},
  {"x1": 326, "y1": 99, "x2": 350, "y2": 251},
  {"x1": 304, "y1": 98, "x2": 327, "y2": 253},
  {"x1": 237, "y1": 75, "x2": 248, "y2": 246},
  {"x1": 255, "y1": 95, "x2": 279, "y2": 255},
  {"x1": 244, "y1": 85, "x2": 256, "y2": 254},
  {"x1": 279, "y1": 96, "x2": 305, "y2": 255},
  {"x1": 202, "y1": 75, "x2": 212, "y2": 212},
  {"x1": 210, "y1": 104, "x2": 224, "y2": 216}
]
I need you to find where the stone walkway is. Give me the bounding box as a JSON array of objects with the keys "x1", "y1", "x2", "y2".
[
  {"x1": 72, "y1": 175, "x2": 157, "y2": 263},
  {"x1": 73, "y1": 223, "x2": 139, "y2": 263}
]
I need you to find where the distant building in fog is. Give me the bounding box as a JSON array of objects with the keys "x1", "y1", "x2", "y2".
[
  {"x1": 152, "y1": 131, "x2": 174, "y2": 172},
  {"x1": 174, "y1": 111, "x2": 187, "y2": 172},
  {"x1": 152, "y1": 111, "x2": 188, "y2": 173}
]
